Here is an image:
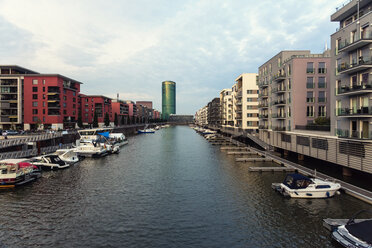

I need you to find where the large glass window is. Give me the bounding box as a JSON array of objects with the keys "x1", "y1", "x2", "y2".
[
  {"x1": 307, "y1": 77, "x2": 314, "y2": 88},
  {"x1": 306, "y1": 91, "x2": 314, "y2": 103},
  {"x1": 318, "y1": 91, "x2": 326, "y2": 102},
  {"x1": 318, "y1": 77, "x2": 326, "y2": 88},
  {"x1": 306, "y1": 106, "x2": 314, "y2": 117},
  {"x1": 306, "y1": 62, "x2": 314, "y2": 73},
  {"x1": 318, "y1": 62, "x2": 326, "y2": 74}
]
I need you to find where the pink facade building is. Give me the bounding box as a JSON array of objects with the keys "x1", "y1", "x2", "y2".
[{"x1": 79, "y1": 94, "x2": 113, "y2": 127}]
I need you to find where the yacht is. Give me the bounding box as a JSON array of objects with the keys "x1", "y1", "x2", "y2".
[
  {"x1": 331, "y1": 210, "x2": 372, "y2": 248},
  {"x1": 0, "y1": 159, "x2": 42, "y2": 188},
  {"x1": 109, "y1": 133, "x2": 128, "y2": 147},
  {"x1": 53, "y1": 149, "x2": 79, "y2": 164},
  {"x1": 74, "y1": 140, "x2": 109, "y2": 158},
  {"x1": 272, "y1": 173, "x2": 341, "y2": 198},
  {"x1": 32, "y1": 155, "x2": 70, "y2": 170}
]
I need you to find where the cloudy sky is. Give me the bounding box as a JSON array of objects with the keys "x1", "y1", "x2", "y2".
[{"x1": 0, "y1": 0, "x2": 345, "y2": 114}]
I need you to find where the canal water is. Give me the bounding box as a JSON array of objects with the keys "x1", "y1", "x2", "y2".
[{"x1": 0, "y1": 126, "x2": 371, "y2": 248}]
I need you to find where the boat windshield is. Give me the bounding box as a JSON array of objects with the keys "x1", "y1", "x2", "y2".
[{"x1": 283, "y1": 174, "x2": 312, "y2": 189}]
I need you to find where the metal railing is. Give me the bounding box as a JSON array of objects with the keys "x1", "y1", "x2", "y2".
[
  {"x1": 336, "y1": 129, "x2": 372, "y2": 139},
  {"x1": 0, "y1": 133, "x2": 63, "y2": 148},
  {"x1": 337, "y1": 107, "x2": 372, "y2": 116},
  {"x1": 295, "y1": 125, "x2": 330, "y2": 131},
  {"x1": 337, "y1": 83, "x2": 372, "y2": 94}
]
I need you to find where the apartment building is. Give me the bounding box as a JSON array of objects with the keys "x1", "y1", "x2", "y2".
[
  {"x1": 0, "y1": 65, "x2": 38, "y2": 130},
  {"x1": 112, "y1": 99, "x2": 129, "y2": 125},
  {"x1": 258, "y1": 50, "x2": 331, "y2": 135},
  {"x1": 0, "y1": 65, "x2": 81, "y2": 130},
  {"x1": 232, "y1": 73, "x2": 259, "y2": 131},
  {"x1": 195, "y1": 105, "x2": 208, "y2": 126},
  {"x1": 207, "y1": 98, "x2": 221, "y2": 127},
  {"x1": 220, "y1": 89, "x2": 233, "y2": 127},
  {"x1": 331, "y1": 0, "x2": 372, "y2": 140},
  {"x1": 79, "y1": 94, "x2": 113, "y2": 127}
]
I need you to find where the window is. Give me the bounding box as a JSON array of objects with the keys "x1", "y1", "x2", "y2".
[
  {"x1": 312, "y1": 138, "x2": 328, "y2": 150},
  {"x1": 42, "y1": 79, "x2": 46, "y2": 85},
  {"x1": 307, "y1": 77, "x2": 314, "y2": 88},
  {"x1": 247, "y1": 113, "x2": 253, "y2": 117},
  {"x1": 63, "y1": 103, "x2": 66, "y2": 108},
  {"x1": 43, "y1": 117, "x2": 45, "y2": 122},
  {"x1": 85, "y1": 108, "x2": 89, "y2": 112},
  {"x1": 32, "y1": 79, "x2": 38, "y2": 85},
  {"x1": 73, "y1": 104, "x2": 76, "y2": 108},
  {"x1": 43, "y1": 109, "x2": 45, "y2": 114},
  {"x1": 43, "y1": 102, "x2": 46, "y2": 107},
  {"x1": 73, "y1": 92, "x2": 76, "y2": 96},
  {"x1": 288, "y1": 64, "x2": 291, "y2": 76},
  {"x1": 43, "y1": 87, "x2": 45, "y2": 92},
  {"x1": 63, "y1": 89, "x2": 66, "y2": 94},
  {"x1": 73, "y1": 98, "x2": 76, "y2": 102},
  {"x1": 32, "y1": 116, "x2": 38, "y2": 122},
  {"x1": 307, "y1": 106, "x2": 314, "y2": 117},
  {"x1": 306, "y1": 91, "x2": 314, "y2": 103},
  {"x1": 318, "y1": 91, "x2": 326, "y2": 102},
  {"x1": 64, "y1": 96, "x2": 67, "y2": 101},
  {"x1": 32, "y1": 87, "x2": 38, "y2": 92},
  {"x1": 32, "y1": 109, "x2": 38, "y2": 114},
  {"x1": 63, "y1": 110, "x2": 67, "y2": 115},
  {"x1": 318, "y1": 77, "x2": 326, "y2": 88},
  {"x1": 32, "y1": 102, "x2": 38, "y2": 107},
  {"x1": 43, "y1": 94, "x2": 45, "y2": 99},
  {"x1": 85, "y1": 113, "x2": 88, "y2": 117},
  {"x1": 247, "y1": 98, "x2": 253, "y2": 102},
  {"x1": 319, "y1": 106, "x2": 326, "y2": 117},
  {"x1": 247, "y1": 121, "x2": 253, "y2": 126},
  {"x1": 306, "y1": 62, "x2": 314, "y2": 73},
  {"x1": 297, "y1": 136, "x2": 310, "y2": 146},
  {"x1": 32, "y1": 94, "x2": 38, "y2": 99},
  {"x1": 318, "y1": 62, "x2": 326, "y2": 73}
]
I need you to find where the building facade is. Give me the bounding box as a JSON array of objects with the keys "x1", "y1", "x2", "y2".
[
  {"x1": 220, "y1": 89, "x2": 233, "y2": 127},
  {"x1": 331, "y1": 0, "x2": 372, "y2": 140},
  {"x1": 112, "y1": 99, "x2": 129, "y2": 125},
  {"x1": 136, "y1": 101, "x2": 153, "y2": 109},
  {"x1": 162, "y1": 81, "x2": 176, "y2": 120},
  {"x1": 232, "y1": 73, "x2": 259, "y2": 131},
  {"x1": 80, "y1": 95, "x2": 113, "y2": 127},
  {"x1": 207, "y1": 98, "x2": 221, "y2": 127},
  {"x1": 258, "y1": 50, "x2": 331, "y2": 134}
]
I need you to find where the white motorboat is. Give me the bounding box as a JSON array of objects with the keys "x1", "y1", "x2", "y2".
[
  {"x1": 202, "y1": 129, "x2": 217, "y2": 135},
  {"x1": 0, "y1": 159, "x2": 42, "y2": 188},
  {"x1": 109, "y1": 133, "x2": 128, "y2": 147},
  {"x1": 272, "y1": 173, "x2": 341, "y2": 198},
  {"x1": 74, "y1": 140, "x2": 109, "y2": 158},
  {"x1": 138, "y1": 129, "x2": 155, "y2": 134},
  {"x1": 331, "y1": 210, "x2": 372, "y2": 248},
  {"x1": 53, "y1": 149, "x2": 79, "y2": 164},
  {"x1": 32, "y1": 154, "x2": 70, "y2": 170}
]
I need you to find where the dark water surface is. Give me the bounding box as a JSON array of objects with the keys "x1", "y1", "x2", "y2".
[{"x1": 0, "y1": 126, "x2": 371, "y2": 248}]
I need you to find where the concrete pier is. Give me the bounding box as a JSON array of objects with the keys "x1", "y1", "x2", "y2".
[
  {"x1": 248, "y1": 167, "x2": 295, "y2": 172},
  {"x1": 236, "y1": 158, "x2": 273, "y2": 162}
]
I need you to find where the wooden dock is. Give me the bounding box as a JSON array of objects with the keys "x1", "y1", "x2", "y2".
[
  {"x1": 236, "y1": 158, "x2": 273, "y2": 162},
  {"x1": 220, "y1": 146, "x2": 247, "y2": 150},
  {"x1": 227, "y1": 151, "x2": 256, "y2": 155},
  {"x1": 248, "y1": 166, "x2": 295, "y2": 172}
]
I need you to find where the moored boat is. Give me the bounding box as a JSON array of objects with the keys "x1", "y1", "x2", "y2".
[
  {"x1": 32, "y1": 155, "x2": 70, "y2": 170},
  {"x1": 109, "y1": 133, "x2": 128, "y2": 146},
  {"x1": 0, "y1": 159, "x2": 42, "y2": 188},
  {"x1": 331, "y1": 210, "x2": 372, "y2": 248},
  {"x1": 74, "y1": 140, "x2": 109, "y2": 158},
  {"x1": 53, "y1": 149, "x2": 79, "y2": 164},
  {"x1": 272, "y1": 173, "x2": 341, "y2": 198},
  {"x1": 138, "y1": 129, "x2": 155, "y2": 134}
]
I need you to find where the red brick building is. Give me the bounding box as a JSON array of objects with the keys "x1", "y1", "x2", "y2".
[
  {"x1": 112, "y1": 99, "x2": 129, "y2": 125},
  {"x1": 79, "y1": 94, "x2": 113, "y2": 127}
]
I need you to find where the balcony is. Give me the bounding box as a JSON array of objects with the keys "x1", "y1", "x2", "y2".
[
  {"x1": 337, "y1": 107, "x2": 372, "y2": 117},
  {"x1": 259, "y1": 81, "x2": 269, "y2": 88},
  {"x1": 295, "y1": 125, "x2": 330, "y2": 131},
  {"x1": 235, "y1": 100, "x2": 242, "y2": 105},
  {"x1": 259, "y1": 125, "x2": 268, "y2": 129},
  {"x1": 272, "y1": 99, "x2": 286, "y2": 106},
  {"x1": 272, "y1": 86, "x2": 286, "y2": 94},
  {"x1": 236, "y1": 91, "x2": 242, "y2": 98},
  {"x1": 258, "y1": 103, "x2": 268, "y2": 108},
  {"x1": 338, "y1": 32, "x2": 372, "y2": 53},
  {"x1": 336, "y1": 83, "x2": 372, "y2": 96},
  {"x1": 271, "y1": 113, "x2": 286, "y2": 119},
  {"x1": 272, "y1": 73, "x2": 286, "y2": 82},
  {"x1": 47, "y1": 87, "x2": 60, "y2": 94},
  {"x1": 48, "y1": 103, "x2": 61, "y2": 109},
  {"x1": 48, "y1": 109, "x2": 60, "y2": 116},
  {"x1": 336, "y1": 129, "x2": 372, "y2": 140},
  {"x1": 273, "y1": 126, "x2": 286, "y2": 131},
  {"x1": 337, "y1": 57, "x2": 372, "y2": 74},
  {"x1": 259, "y1": 92, "x2": 268, "y2": 98},
  {"x1": 259, "y1": 114, "x2": 269, "y2": 119}
]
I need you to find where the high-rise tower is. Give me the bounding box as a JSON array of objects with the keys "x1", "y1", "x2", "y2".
[{"x1": 162, "y1": 81, "x2": 176, "y2": 120}]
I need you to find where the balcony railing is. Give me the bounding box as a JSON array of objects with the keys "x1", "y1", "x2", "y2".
[
  {"x1": 258, "y1": 103, "x2": 268, "y2": 108},
  {"x1": 336, "y1": 129, "x2": 372, "y2": 139},
  {"x1": 306, "y1": 68, "x2": 315, "y2": 73},
  {"x1": 272, "y1": 73, "x2": 286, "y2": 81},
  {"x1": 271, "y1": 113, "x2": 286, "y2": 118},
  {"x1": 306, "y1": 97, "x2": 314, "y2": 103},
  {"x1": 336, "y1": 83, "x2": 372, "y2": 95},
  {"x1": 259, "y1": 114, "x2": 269, "y2": 119},
  {"x1": 337, "y1": 56, "x2": 372, "y2": 74},
  {"x1": 259, "y1": 125, "x2": 268, "y2": 129},
  {"x1": 338, "y1": 31, "x2": 372, "y2": 52},
  {"x1": 272, "y1": 86, "x2": 286, "y2": 93},
  {"x1": 272, "y1": 99, "x2": 286, "y2": 105},
  {"x1": 273, "y1": 126, "x2": 286, "y2": 131},
  {"x1": 337, "y1": 107, "x2": 372, "y2": 116},
  {"x1": 318, "y1": 68, "x2": 327, "y2": 74},
  {"x1": 295, "y1": 125, "x2": 330, "y2": 131}
]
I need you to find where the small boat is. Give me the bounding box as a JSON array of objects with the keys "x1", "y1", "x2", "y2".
[
  {"x1": 138, "y1": 129, "x2": 155, "y2": 134},
  {"x1": 105, "y1": 143, "x2": 120, "y2": 154},
  {"x1": 32, "y1": 154, "x2": 70, "y2": 170},
  {"x1": 0, "y1": 159, "x2": 42, "y2": 188},
  {"x1": 154, "y1": 126, "x2": 160, "y2": 130},
  {"x1": 202, "y1": 129, "x2": 217, "y2": 135},
  {"x1": 272, "y1": 173, "x2": 341, "y2": 198},
  {"x1": 109, "y1": 133, "x2": 128, "y2": 147},
  {"x1": 74, "y1": 140, "x2": 109, "y2": 158},
  {"x1": 53, "y1": 149, "x2": 79, "y2": 164},
  {"x1": 331, "y1": 210, "x2": 372, "y2": 248}
]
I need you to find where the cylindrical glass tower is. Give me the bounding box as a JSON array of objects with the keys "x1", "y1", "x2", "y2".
[{"x1": 162, "y1": 81, "x2": 176, "y2": 120}]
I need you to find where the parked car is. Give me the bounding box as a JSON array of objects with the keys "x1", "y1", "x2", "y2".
[{"x1": 3, "y1": 130, "x2": 18, "y2": 135}]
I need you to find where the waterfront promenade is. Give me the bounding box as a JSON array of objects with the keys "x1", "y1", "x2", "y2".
[{"x1": 0, "y1": 126, "x2": 370, "y2": 247}]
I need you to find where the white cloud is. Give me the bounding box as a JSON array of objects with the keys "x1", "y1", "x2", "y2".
[{"x1": 0, "y1": 0, "x2": 346, "y2": 114}]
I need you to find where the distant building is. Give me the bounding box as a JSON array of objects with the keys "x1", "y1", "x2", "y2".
[
  {"x1": 79, "y1": 94, "x2": 113, "y2": 127},
  {"x1": 207, "y1": 98, "x2": 221, "y2": 127},
  {"x1": 112, "y1": 99, "x2": 129, "y2": 125},
  {"x1": 220, "y1": 89, "x2": 233, "y2": 127},
  {"x1": 162, "y1": 81, "x2": 176, "y2": 120},
  {"x1": 136, "y1": 101, "x2": 152, "y2": 109},
  {"x1": 168, "y1": 114, "x2": 193, "y2": 124}
]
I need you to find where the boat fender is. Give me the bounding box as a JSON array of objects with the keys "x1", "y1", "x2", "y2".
[
  {"x1": 306, "y1": 193, "x2": 312, "y2": 196},
  {"x1": 326, "y1": 191, "x2": 330, "y2": 198},
  {"x1": 294, "y1": 192, "x2": 298, "y2": 195}
]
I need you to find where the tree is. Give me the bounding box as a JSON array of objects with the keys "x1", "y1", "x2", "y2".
[
  {"x1": 314, "y1": 117, "x2": 330, "y2": 126},
  {"x1": 114, "y1": 113, "x2": 118, "y2": 126},
  {"x1": 93, "y1": 110, "x2": 99, "y2": 128},
  {"x1": 104, "y1": 112, "x2": 110, "y2": 127},
  {"x1": 77, "y1": 110, "x2": 83, "y2": 128},
  {"x1": 121, "y1": 115, "x2": 125, "y2": 125}
]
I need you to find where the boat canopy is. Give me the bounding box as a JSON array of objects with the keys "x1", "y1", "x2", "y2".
[
  {"x1": 283, "y1": 174, "x2": 313, "y2": 189},
  {"x1": 345, "y1": 220, "x2": 372, "y2": 245},
  {"x1": 98, "y1": 132, "x2": 110, "y2": 139}
]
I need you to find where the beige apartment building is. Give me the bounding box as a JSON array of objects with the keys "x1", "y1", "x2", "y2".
[
  {"x1": 232, "y1": 73, "x2": 259, "y2": 131},
  {"x1": 219, "y1": 89, "x2": 233, "y2": 127}
]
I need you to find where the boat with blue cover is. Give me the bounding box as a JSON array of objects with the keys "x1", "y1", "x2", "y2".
[{"x1": 272, "y1": 173, "x2": 341, "y2": 198}]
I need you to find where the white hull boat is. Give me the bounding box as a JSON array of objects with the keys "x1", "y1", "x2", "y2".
[
  {"x1": 74, "y1": 141, "x2": 109, "y2": 158},
  {"x1": 272, "y1": 173, "x2": 341, "y2": 198},
  {"x1": 53, "y1": 149, "x2": 79, "y2": 164},
  {"x1": 32, "y1": 155, "x2": 70, "y2": 170}
]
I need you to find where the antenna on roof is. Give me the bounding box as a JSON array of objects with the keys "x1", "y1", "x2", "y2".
[
  {"x1": 117, "y1": 93, "x2": 119, "y2": 101},
  {"x1": 324, "y1": 41, "x2": 328, "y2": 51}
]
